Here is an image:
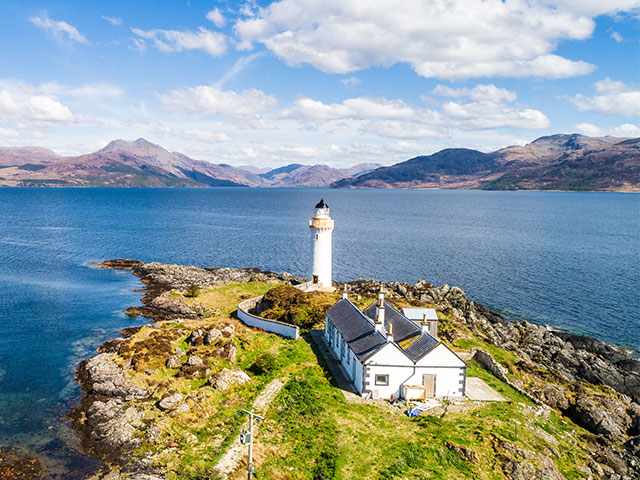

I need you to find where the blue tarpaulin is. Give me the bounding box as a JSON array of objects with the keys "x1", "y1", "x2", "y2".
[{"x1": 405, "y1": 407, "x2": 421, "y2": 417}]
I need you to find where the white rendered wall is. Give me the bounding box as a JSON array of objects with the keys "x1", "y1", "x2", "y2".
[
  {"x1": 237, "y1": 297, "x2": 299, "y2": 339},
  {"x1": 365, "y1": 343, "x2": 465, "y2": 399},
  {"x1": 311, "y1": 228, "x2": 332, "y2": 287}
]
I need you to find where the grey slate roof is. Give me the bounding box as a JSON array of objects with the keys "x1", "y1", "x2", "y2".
[
  {"x1": 325, "y1": 299, "x2": 386, "y2": 361},
  {"x1": 364, "y1": 301, "x2": 439, "y2": 363}
]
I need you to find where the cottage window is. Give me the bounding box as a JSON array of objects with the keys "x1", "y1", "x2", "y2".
[{"x1": 375, "y1": 374, "x2": 389, "y2": 386}]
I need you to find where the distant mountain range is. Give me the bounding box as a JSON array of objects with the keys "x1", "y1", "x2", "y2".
[
  {"x1": 0, "y1": 138, "x2": 380, "y2": 188},
  {"x1": 333, "y1": 134, "x2": 640, "y2": 192},
  {"x1": 0, "y1": 134, "x2": 637, "y2": 191}
]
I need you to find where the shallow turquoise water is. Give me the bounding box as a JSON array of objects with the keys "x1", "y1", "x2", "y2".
[{"x1": 0, "y1": 187, "x2": 638, "y2": 477}]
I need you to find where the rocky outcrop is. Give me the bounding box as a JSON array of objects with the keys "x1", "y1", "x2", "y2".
[
  {"x1": 208, "y1": 369, "x2": 250, "y2": 391},
  {"x1": 78, "y1": 353, "x2": 148, "y2": 401}
]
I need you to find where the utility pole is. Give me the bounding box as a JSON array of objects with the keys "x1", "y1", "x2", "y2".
[{"x1": 238, "y1": 409, "x2": 264, "y2": 480}]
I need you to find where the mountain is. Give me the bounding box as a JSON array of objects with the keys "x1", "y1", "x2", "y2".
[
  {"x1": 0, "y1": 139, "x2": 381, "y2": 188},
  {"x1": 0, "y1": 138, "x2": 264, "y2": 187},
  {"x1": 332, "y1": 134, "x2": 640, "y2": 192},
  {"x1": 2, "y1": 135, "x2": 636, "y2": 191}
]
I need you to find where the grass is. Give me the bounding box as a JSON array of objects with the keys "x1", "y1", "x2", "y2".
[{"x1": 116, "y1": 282, "x2": 601, "y2": 480}]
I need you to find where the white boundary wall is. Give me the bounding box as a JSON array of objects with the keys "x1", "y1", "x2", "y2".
[{"x1": 237, "y1": 296, "x2": 299, "y2": 339}]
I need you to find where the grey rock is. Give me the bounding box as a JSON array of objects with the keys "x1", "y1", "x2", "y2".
[
  {"x1": 186, "y1": 355, "x2": 204, "y2": 367},
  {"x1": 174, "y1": 347, "x2": 186, "y2": 357},
  {"x1": 208, "y1": 368, "x2": 250, "y2": 391},
  {"x1": 158, "y1": 392, "x2": 183, "y2": 411},
  {"x1": 221, "y1": 325, "x2": 236, "y2": 338},
  {"x1": 166, "y1": 355, "x2": 182, "y2": 369},
  {"x1": 187, "y1": 329, "x2": 204, "y2": 345},
  {"x1": 80, "y1": 353, "x2": 148, "y2": 400},
  {"x1": 204, "y1": 329, "x2": 223, "y2": 345},
  {"x1": 85, "y1": 400, "x2": 142, "y2": 454},
  {"x1": 176, "y1": 402, "x2": 190, "y2": 413}
]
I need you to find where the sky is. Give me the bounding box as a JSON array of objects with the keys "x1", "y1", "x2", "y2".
[{"x1": 0, "y1": 0, "x2": 638, "y2": 168}]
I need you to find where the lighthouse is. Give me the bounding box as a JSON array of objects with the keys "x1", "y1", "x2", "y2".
[{"x1": 309, "y1": 199, "x2": 334, "y2": 290}]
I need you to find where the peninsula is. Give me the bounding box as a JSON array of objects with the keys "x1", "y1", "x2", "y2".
[{"x1": 69, "y1": 259, "x2": 639, "y2": 480}]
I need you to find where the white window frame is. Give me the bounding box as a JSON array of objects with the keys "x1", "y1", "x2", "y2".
[{"x1": 375, "y1": 374, "x2": 389, "y2": 386}]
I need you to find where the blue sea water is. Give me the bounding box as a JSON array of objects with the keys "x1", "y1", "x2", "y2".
[{"x1": 0, "y1": 187, "x2": 638, "y2": 478}]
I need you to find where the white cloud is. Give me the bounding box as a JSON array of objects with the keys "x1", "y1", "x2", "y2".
[
  {"x1": 29, "y1": 14, "x2": 88, "y2": 44},
  {"x1": 611, "y1": 31, "x2": 624, "y2": 42},
  {"x1": 570, "y1": 78, "x2": 640, "y2": 116},
  {"x1": 0, "y1": 127, "x2": 19, "y2": 138},
  {"x1": 282, "y1": 96, "x2": 415, "y2": 121},
  {"x1": 132, "y1": 27, "x2": 226, "y2": 56},
  {"x1": 575, "y1": 122, "x2": 640, "y2": 137},
  {"x1": 101, "y1": 15, "x2": 122, "y2": 26},
  {"x1": 229, "y1": 0, "x2": 637, "y2": 79},
  {"x1": 341, "y1": 77, "x2": 361, "y2": 87},
  {"x1": 281, "y1": 83, "x2": 549, "y2": 137},
  {"x1": 0, "y1": 88, "x2": 73, "y2": 124},
  {"x1": 158, "y1": 85, "x2": 277, "y2": 127},
  {"x1": 206, "y1": 8, "x2": 225, "y2": 28},
  {"x1": 129, "y1": 37, "x2": 146, "y2": 52},
  {"x1": 182, "y1": 129, "x2": 232, "y2": 143}
]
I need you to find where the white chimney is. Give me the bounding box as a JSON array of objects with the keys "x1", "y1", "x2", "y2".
[
  {"x1": 342, "y1": 285, "x2": 348, "y2": 300},
  {"x1": 387, "y1": 323, "x2": 394, "y2": 343},
  {"x1": 421, "y1": 313, "x2": 438, "y2": 338},
  {"x1": 375, "y1": 293, "x2": 385, "y2": 332}
]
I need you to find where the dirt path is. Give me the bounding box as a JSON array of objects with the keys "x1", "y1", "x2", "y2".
[{"x1": 215, "y1": 377, "x2": 286, "y2": 478}]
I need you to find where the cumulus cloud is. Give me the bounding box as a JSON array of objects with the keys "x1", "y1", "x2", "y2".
[
  {"x1": 281, "y1": 83, "x2": 549, "y2": 138},
  {"x1": 132, "y1": 27, "x2": 226, "y2": 56},
  {"x1": 0, "y1": 88, "x2": 73, "y2": 124},
  {"x1": 101, "y1": 15, "x2": 122, "y2": 26},
  {"x1": 206, "y1": 8, "x2": 225, "y2": 27},
  {"x1": 29, "y1": 14, "x2": 88, "y2": 44},
  {"x1": 228, "y1": 0, "x2": 639, "y2": 79},
  {"x1": 0, "y1": 127, "x2": 20, "y2": 138},
  {"x1": 575, "y1": 122, "x2": 640, "y2": 137},
  {"x1": 570, "y1": 78, "x2": 640, "y2": 116},
  {"x1": 181, "y1": 129, "x2": 232, "y2": 143},
  {"x1": 158, "y1": 85, "x2": 277, "y2": 127},
  {"x1": 282, "y1": 97, "x2": 415, "y2": 121}
]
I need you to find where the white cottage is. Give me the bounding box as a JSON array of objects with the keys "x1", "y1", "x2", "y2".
[{"x1": 324, "y1": 293, "x2": 466, "y2": 400}]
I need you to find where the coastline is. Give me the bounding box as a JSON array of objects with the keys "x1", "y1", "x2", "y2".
[{"x1": 70, "y1": 259, "x2": 640, "y2": 479}]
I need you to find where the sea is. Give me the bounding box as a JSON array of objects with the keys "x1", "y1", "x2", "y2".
[{"x1": 0, "y1": 187, "x2": 638, "y2": 478}]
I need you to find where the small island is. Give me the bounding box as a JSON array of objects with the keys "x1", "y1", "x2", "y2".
[{"x1": 68, "y1": 201, "x2": 639, "y2": 480}]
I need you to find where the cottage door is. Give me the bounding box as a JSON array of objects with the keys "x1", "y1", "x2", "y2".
[{"x1": 423, "y1": 374, "x2": 436, "y2": 398}]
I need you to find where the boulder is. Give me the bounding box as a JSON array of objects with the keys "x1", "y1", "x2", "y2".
[
  {"x1": 186, "y1": 355, "x2": 204, "y2": 367},
  {"x1": 166, "y1": 355, "x2": 182, "y2": 369},
  {"x1": 208, "y1": 369, "x2": 250, "y2": 391},
  {"x1": 187, "y1": 329, "x2": 204, "y2": 345},
  {"x1": 204, "y1": 329, "x2": 223, "y2": 345},
  {"x1": 223, "y1": 343, "x2": 237, "y2": 363},
  {"x1": 221, "y1": 325, "x2": 236, "y2": 338},
  {"x1": 158, "y1": 392, "x2": 183, "y2": 411}
]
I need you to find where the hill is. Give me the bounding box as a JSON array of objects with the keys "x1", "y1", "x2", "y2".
[
  {"x1": 332, "y1": 134, "x2": 640, "y2": 192},
  {"x1": 0, "y1": 139, "x2": 380, "y2": 188}
]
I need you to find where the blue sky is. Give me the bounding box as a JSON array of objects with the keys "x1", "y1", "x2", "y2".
[{"x1": 0, "y1": 0, "x2": 638, "y2": 167}]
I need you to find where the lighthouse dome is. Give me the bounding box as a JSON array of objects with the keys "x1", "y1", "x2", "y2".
[{"x1": 315, "y1": 199, "x2": 328, "y2": 209}]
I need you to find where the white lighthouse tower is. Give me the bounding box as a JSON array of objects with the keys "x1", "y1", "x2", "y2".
[{"x1": 309, "y1": 199, "x2": 334, "y2": 290}]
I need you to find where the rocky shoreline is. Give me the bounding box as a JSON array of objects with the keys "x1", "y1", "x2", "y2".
[{"x1": 72, "y1": 260, "x2": 639, "y2": 479}]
